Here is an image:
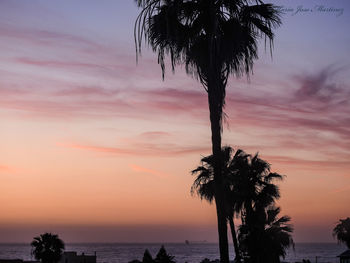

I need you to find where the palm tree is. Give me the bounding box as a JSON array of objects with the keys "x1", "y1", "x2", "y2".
[
  {"x1": 135, "y1": 1, "x2": 281, "y2": 261},
  {"x1": 191, "y1": 146, "x2": 241, "y2": 261},
  {"x1": 31, "y1": 233, "x2": 65, "y2": 263},
  {"x1": 229, "y1": 150, "x2": 283, "y2": 226},
  {"x1": 238, "y1": 206, "x2": 294, "y2": 263},
  {"x1": 333, "y1": 217, "x2": 350, "y2": 248},
  {"x1": 191, "y1": 147, "x2": 283, "y2": 262}
]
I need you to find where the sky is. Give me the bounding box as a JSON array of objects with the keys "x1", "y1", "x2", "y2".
[{"x1": 0, "y1": 0, "x2": 350, "y2": 244}]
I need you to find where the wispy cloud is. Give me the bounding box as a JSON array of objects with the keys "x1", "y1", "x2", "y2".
[
  {"x1": 264, "y1": 155, "x2": 350, "y2": 170},
  {"x1": 0, "y1": 23, "x2": 104, "y2": 52},
  {"x1": 293, "y1": 65, "x2": 347, "y2": 103},
  {"x1": 329, "y1": 184, "x2": 350, "y2": 194},
  {"x1": 58, "y1": 141, "x2": 209, "y2": 157},
  {"x1": 16, "y1": 57, "x2": 107, "y2": 69},
  {"x1": 129, "y1": 164, "x2": 170, "y2": 179}
]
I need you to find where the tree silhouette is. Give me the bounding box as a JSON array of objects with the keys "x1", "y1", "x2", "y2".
[
  {"x1": 134, "y1": 2, "x2": 281, "y2": 261},
  {"x1": 31, "y1": 233, "x2": 65, "y2": 263},
  {"x1": 192, "y1": 147, "x2": 284, "y2": 262},
  {"x1": 228, "y1": 150, "x2": 282, "y2": 226},
  {"x1": 191, "y1": 146, "x2": 241, "y2": 261},
  {"x1": 333, "y1": 217, "x2": 350, "y2": 248},
  {"x1": 238, "y1": 206, "x2": 294, "y2": 263},
  {"x1": 230, "y1": 150, "x2": 292, "y2": 263},
  {"x1": 155, "y1": 246, "x2": 175, "y2": 263},
  {"x1": 143, "y1": 249, "x2": 154, "y2": 263}
]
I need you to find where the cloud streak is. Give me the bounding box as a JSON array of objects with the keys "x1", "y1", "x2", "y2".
[
  {"x1": 58, "y1": 142, "x2": 209, "y2": 157},
  {"x1": 129, "y1": 164, "x2": 170, "y2": 179}
]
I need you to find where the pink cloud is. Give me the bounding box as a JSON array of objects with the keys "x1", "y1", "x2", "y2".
[
  {"x1": 139, "y1": 131, "x2": 172, "y2": 139},
  {"x1": 263, "y1": 155, "x2": 350, "y2": 170},
  {"x1": 129, "y1": 164, "x2": 170, "y2": 179},
  {"x1": 329, "y1": 185, "x2": 350, "y2": 194},
  {"x1": 57, "y1": 141, "x2": 209, "y2": 157},
  {"x1": 54, "y1": 86, "x2": 118, "y2": 97},
  {"x1": 0, "y1": 24, "x2": 103, "y2": 52},
  {"x1": 16, "y1": 57, "x2": 106, "y2": 69}
]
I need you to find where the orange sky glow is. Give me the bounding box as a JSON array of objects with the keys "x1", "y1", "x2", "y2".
[{"x1": 1, "y1": 0, "x2": 350, "y2": 243}]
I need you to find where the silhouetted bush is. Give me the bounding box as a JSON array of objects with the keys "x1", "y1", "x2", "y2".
[
  {"x1": 200, "y1": 259, "x2": 220, "y2": 263},
  {"x1": 129, "y1": 246, "x2": 175, "y2": 263},
  {"x1": 143, "y1": 249, "x2": 153, "y2": 263},
  {"x1": 155, "y1": 246, "x2": 175, "y2": 263}
]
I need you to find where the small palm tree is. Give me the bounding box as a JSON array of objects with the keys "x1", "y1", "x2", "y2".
[
  {"x1": 238, "y1": 206, "x2": 294, "y2": 263},
  {"x1": 192, "y1": 146, "x2": 241, "y2": 261},
  {"x1": 228, "y1": 150, "x2": 283, "y2": 225},
  {"x1": 333, "y1": 217, "x2": 350, "y2": 248},
  {"x1": 192, "y1": 147, "x2": 283, "y2": 262},
  {"x1": 31, "y1": 233, "x2": 65, "y2": 263}
]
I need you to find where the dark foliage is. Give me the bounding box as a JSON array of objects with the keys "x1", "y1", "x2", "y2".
[
  {"x1": 143, "y1": 249, "x2": 154, "y2": 263},
  {"x1": 155, "y1": 246, "x2": 176, "y2": 263},
  {"x1": 130, "y1": 246, "x2": 175, "y2": 263},
  {"x1": 192, "y1": 147, "x2": 293, "y2": 263},
  {"x1": 30, "y1": 233, "x2": 65, "y2": 263},
  {"x1": 333, "y1": 217, "x2": 350, "y2": 248},
  {"x1": 200, "y1": 259, "x2": 220, "y2": 263},
  {"x1": 238, "y1": 206, "x2": 294, "y2": 263}
]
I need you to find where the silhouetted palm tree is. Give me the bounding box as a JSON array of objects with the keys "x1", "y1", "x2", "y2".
[
  {"x1": 192, "y1": 147, "x2": 283, "y2": 262},
  {"x1": 228, "y1": 150, "x2": 282, "y2": 226},
  {"x1": 333, "y1": 217, "x2": 350, "y2": 248},
  {"x1": 31, "y1": 233, "x2": 65, "y2": 263},
  {"x1": 191, "y1": 146, "x2": 241, "y2": 261},
  {"x1": 238, "y1": 206, "x2": 294, "y2": 263},
  {"x1": 135, "y1": 2, "x2": 281, "y2": 261}
]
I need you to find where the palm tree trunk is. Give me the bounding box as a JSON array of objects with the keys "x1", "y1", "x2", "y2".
[
  {"x1": 206, "y1": 4, "x2": 229, "y2": 261},
  {"x1": 208, "y1": 86, "x2": 229, "y2": 263},
  {"x1": 228, "y1": 215, "x2": 241, "y2": 263}
]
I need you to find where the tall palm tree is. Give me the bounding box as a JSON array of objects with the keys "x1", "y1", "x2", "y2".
[
  {"x1": 135, "y1": 1, "x2": 281, "y2": 261},
  {"x1": 333, "y1": 217, "x2": 350, "y2": 248},
  {"x1": 31, "y1": 233, "x2": 65, "y2": 263},
  {"x1": 238, "y1": 206, "x2": 294, "y2": 263}
]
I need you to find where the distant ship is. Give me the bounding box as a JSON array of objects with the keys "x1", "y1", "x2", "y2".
[{"x1": 185, "y1": 240, "x2": 207, "y2": 245}]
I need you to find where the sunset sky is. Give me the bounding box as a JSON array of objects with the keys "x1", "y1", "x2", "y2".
[{"x1": 0, "y1": 0, "x2": 349, "y2": 243}]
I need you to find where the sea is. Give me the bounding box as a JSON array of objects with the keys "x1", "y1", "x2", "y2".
[{"x1": 0, "y1": 243, "x2": 346, "y2": 263}]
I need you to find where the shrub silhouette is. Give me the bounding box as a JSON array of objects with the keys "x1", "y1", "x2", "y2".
[
  {"x1": 155, "y1": 246, "x2": 175, "y2": 263},
  {"x1": 129, "y1": 246, "x2": 175, "y2": 263},
  {"x1": 143, "y1": 249, "x2": 154, "y2": 263}
]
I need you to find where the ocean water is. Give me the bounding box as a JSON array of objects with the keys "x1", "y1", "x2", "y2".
[{"x1": 0, "y1": 243, "x2": 346, "y2": 263}]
